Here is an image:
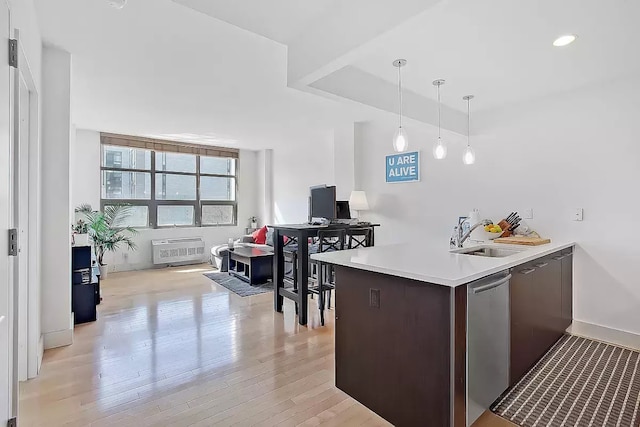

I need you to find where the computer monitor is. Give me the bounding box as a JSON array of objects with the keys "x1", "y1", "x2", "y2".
[
  {"x1": 310, "y1": 185, "x2": 337, "y2": 220},
  {"x1": 336, "y1": 201, "x2": 351, "y2": 220}
]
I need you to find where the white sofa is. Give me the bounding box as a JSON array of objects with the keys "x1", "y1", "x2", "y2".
[{"x1": 210, "y1": 235, "x2": 273, "y2": 271}]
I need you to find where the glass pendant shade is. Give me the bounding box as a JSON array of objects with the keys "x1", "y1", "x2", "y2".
[
  {"x1": 392, "y1": 59, "x2": 408, "y2": 153},
  {"x1": 393, "y1": 127, "x2": 409, "y2": 152},
  {"x1": 433, "y1": 137, "x2": 447, "y2": 160},
  {"x1": 432, "y1": 79, "x2": 447, "y2": 160},
  {"x1": 463, "y1": 145, "x2": 476, "y2": 165},
  {"x1": 462, "y1": 94, "x2": 475, "y2": 165}
]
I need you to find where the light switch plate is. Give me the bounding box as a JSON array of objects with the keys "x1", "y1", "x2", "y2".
[
  {"x1": 572, "y1": 208, "x2": 584, "y2": 221},
  {"x1": 523, "y1": 208, "x2": 534, "y2": 220}
]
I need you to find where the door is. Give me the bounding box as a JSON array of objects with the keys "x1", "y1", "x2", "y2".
[
  {"x1": 12, "y1": 28, "x2": 41, "y2": 383},
  {"x1": 15, "y1": 44, "x2": 32, "y2": 382},
  {"x1": 0, "y1": 0, "x2": 14, "y2": 423}
]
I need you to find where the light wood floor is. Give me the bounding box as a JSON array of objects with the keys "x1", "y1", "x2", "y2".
[{"x1": 20, "y1": 264, "x2": 511, "y2": 427}]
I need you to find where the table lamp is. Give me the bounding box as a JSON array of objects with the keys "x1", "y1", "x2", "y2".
[{"x1": 349, "y1": 191, "x2": 369, "y2": 219}]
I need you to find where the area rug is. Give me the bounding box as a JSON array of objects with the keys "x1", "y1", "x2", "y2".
[
  {"x1": 492, "y1": 334, "x2": 640, "y2": 427},
  {"x1": 204, "y1": 272, "x2": 273, "y2": 297}
]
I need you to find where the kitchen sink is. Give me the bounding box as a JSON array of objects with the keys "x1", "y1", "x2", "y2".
[{"x1": 452, "y1": 246, "x2": 526, "y2": 258}]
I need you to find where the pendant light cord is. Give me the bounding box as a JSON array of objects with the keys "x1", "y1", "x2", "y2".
[
  {"x1": 398, "y1": 65, "x2": 403, "y2": 128},
  {"x1": 437, "y1": 84, "x2": 441, "y2": 139},
  {"x1": 467, "y1": 97, "x2": 471, "y2": 147}
]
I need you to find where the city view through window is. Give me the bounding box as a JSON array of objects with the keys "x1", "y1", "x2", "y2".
[{"x1": 101, "y1": 144, "x2": 237, "y2": 228}]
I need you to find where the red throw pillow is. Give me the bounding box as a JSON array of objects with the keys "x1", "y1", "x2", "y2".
[{"x1": 252, "y1": 226, "x2": 268, "y2": 245}]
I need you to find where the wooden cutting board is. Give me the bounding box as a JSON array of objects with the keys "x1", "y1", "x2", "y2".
[{"x1": 494, "y1": 236, "x2": 551, "y2": 246}]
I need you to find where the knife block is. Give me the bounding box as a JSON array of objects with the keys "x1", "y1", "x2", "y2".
[{"x1": 497, "y1": 220, "x2": 513, "y2": 238}]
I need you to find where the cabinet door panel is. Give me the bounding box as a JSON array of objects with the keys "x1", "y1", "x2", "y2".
[
  {"x1": 561, "y1": 252, "x2": 573, "y2": 329},
  {"x1": 334, "y1": 267, "x2": 452, "y2": 426},
  {"x1": 532, "y1": 256, "x2": 563, "y2": 352},
  {"x1": 335, "y1": 268, "x2": 405, "y2": 416},
  {"x1": 510, "y1": 263, "x2": 536, "y2": 385},
  {"x1": 510, "y1": 252, "x2": 570, "y2": 386}
]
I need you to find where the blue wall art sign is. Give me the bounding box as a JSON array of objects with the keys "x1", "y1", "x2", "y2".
[{"x1": 386, "y1": 151, "x2": 420, "y2": 183}]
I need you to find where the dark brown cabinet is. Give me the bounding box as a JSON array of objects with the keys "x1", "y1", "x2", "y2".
[
  {"x1": 559, "y1": 249, "x2": 573, "y2": 329},
  {"x1": 332, "y1": 246, "x2": 574, "y2": 426},
  {"x1": 509, "y1": 249, "x2": 573, "y2": 386},
  {"x1": 510, "y1": 260, "x2": 538, "y2": 384},
  {"x1": 534, "y1": 255, "x2": 563, "y2": 353},
  {"x1": 334, "y1": 266, "x2": 452, "y2": 427}
]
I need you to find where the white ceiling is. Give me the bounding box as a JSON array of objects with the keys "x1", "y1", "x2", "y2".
[
  {"x1": 34, "y1": 0, "x2": 369, "y2": 149},
  {"x1": 34, "y1": 0, "x2": 640, "y2": 146},
  {"x1": 172, "y1": 0, "x2": 341, "y2": 44},
  {"x1": 351, "y1": 0, "x2": 640, "y2": 112}
]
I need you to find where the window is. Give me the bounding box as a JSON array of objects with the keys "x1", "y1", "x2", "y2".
[{"x1": 101, "y1": 142, "x2": 237, "y2": 228}]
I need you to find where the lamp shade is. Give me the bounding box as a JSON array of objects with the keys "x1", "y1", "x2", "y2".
[{"x1": 349, "y1": 191, "x2": 369, "y2": 211}]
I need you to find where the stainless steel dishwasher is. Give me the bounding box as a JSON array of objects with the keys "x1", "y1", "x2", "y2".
[{"x1": 466, "y1": 271, "x2": 511, "y2": 426}]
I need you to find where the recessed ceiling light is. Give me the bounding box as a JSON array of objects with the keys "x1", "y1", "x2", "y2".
[
  {"x1": 553, "y1": 34, "x2": 577, "y2": 47},
  {"x1": 106, "y1": 0, "x2": 127, "y2": 9}
]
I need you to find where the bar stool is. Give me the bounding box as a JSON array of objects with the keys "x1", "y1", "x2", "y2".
[
  {"x1": 309, "y1": 229, "x2": 345, "y2": 325},
  {"x1": 346, "y1": 227, "x2": 373, "y2": 249}
]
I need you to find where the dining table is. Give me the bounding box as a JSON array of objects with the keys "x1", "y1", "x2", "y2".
[{"x1": 271, "y1": 223, "x2": 380, "y2": 325}]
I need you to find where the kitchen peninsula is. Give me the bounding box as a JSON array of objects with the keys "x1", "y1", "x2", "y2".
[{"x1": 312, "y1": 240, "x2": 575, "y2": 427}]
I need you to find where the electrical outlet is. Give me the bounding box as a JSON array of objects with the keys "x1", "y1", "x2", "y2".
[
  {"x1": 369, "y1": 289, "x2": 380, "y2": 308},
  {"x1": 523, "y1": 208, "x2": 534, "y2": 220},
  {"x1": 123, "y1": 252, "x2": 129, "y2": 262},
  {"x1": 572, "y1": 208, "x2": 584, "y2": 221}
]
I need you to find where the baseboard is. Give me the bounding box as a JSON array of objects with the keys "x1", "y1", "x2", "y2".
[
  {"x1": 569, "y1": 320, "x2": 640, "y2": 351},
  {"x1": 43, "y1": 327, "x2": 73, "y2": 349},
  {"x1": 110, "y1": 258, "x2": 209, "y2": 273}
]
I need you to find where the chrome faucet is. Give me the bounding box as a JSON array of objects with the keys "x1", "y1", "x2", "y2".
[{"x1": 450, "y1": 218, "x2": 492, "y2": 249}]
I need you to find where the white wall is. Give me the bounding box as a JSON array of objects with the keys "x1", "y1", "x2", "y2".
[
  {"x1": 333, "y1": 123, "x2": 356, "y2": 201},
  {"x1": 72, "y1": 129, "x2": 100, "y2": 209},
  {"x1": 9, "y1": 0, "x2": 41, "y2": 89},
  {"x1": 355, "y1": 75, "x2": 640, "y2": 335},
  {"x1": 272, "y1": 130, "x2": 336, "y2": 223},
  {"x1": 41, "y1": 46, "x2": 73, "y2": 349},
  {"x1": 73, "y1": 130, "x2": 260, "y2": 272}
]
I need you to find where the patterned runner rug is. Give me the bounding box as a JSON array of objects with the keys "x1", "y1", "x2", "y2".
[{"x1": 492, "y1": 334, "x2": 640, "y2": 427}]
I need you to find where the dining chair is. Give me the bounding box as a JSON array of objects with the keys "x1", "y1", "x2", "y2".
[
  {"x1": 309, "y1": 229, "x2": 345, "y2": 325},
  {"x1": 346, "y1": 227, "x2": 373, "y2": 249}
]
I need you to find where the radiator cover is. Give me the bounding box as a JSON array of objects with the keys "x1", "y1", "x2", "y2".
[{"x1": 151, "y1": 237, "x2": 206, "y2": 265}]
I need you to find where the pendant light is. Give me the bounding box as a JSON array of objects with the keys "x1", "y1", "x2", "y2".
[
  {"x1": 392, "y1": 59, "x2": 408, "y2": 152},
  {"x1": 462, "y1": 95, "x2": 476, "y2": 165},
  {"x1": 432, "y1": 79, "x2": 447, "y2": 159}
]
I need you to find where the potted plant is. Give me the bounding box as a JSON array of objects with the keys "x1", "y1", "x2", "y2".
[
  {"x1": 76, "y1": 204, "x2": 138, "y2": 279},
  {"x1": 71, "y1": 218, "x2": 90, "y2": 246},
  {"x1": 249, "y1": 216, "x2": 258, "y2": 229}
]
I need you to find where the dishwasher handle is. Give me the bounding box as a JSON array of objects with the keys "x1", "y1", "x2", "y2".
[{"x1": 471, "y1": 274, "x2": 512, "y2": 294}]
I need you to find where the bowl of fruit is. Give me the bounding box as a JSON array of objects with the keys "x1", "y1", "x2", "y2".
[{"x1": 479, "y1": 223, "x2": 503, "y2": 240}]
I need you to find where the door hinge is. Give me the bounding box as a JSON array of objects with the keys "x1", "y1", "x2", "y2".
[
  {"x1": 7, "y1": 417, "x2": 17, "y2": 427},
  {"x1": 9, "y1": 39, "x2": 17, "y2": 68},
  {"x1": 8, "y1": 229, "x2": 18, "y2": 256}
]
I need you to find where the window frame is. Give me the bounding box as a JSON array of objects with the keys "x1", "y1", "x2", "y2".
[{"x1": 100, "y1": 144, "x2": 238, "y2": 229}]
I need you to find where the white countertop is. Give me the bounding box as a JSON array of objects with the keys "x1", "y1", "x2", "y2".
[{"x1": 310, "y1": 240, "x2": 575, "y2": 287}]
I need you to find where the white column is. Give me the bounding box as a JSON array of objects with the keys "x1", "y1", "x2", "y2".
[
  {"x1": 257, "y1": 149, "x2": 274, "y2": 225},
  {"x1": 41, "y1": 45, "x2": 73, "y2": 349},
  {"x1": 333, "y1": 123, "x2": 356, "y2": 200}
]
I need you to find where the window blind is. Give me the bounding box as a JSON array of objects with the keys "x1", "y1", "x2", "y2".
[{"x1": 100, "y1": 133, "x2": 239, "y2": 159}]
